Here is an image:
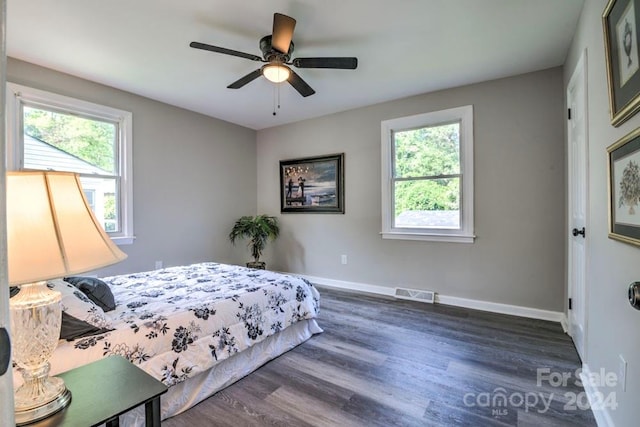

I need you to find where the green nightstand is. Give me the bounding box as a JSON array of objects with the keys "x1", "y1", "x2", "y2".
[{"x1": 28, "y1": 355, "x2": 167, "y2": 427}]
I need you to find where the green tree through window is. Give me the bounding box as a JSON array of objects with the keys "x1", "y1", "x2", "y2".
[
  {"x1": 24, "y1": 106, "x2": 116, "y2": 172},
  {"x1": 393, "y1": 122, "x2": 461, "y2": 227}
]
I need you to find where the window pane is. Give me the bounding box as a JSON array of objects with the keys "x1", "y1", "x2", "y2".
[
  {"x1": 23, "y1": 106, "x2": 116, "y2": 173},
  {"x1": 83, "y1": 189, "x2": 96, "y2": 210},
  {"x1": 79, "y1": 176, "x2": 119, "y2": 233},
  {"x1": 23, "y1": 105, "x2": 120, "y2": 233},
  {"x1": 394, "y1": 122, "x2": 460, "y2": 178},
  {"x1": 394, "y1": 178, "x2": 460, "y2": 229}
]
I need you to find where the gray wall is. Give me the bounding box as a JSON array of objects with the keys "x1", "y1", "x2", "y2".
[
  {"x1": 7, "y1": 58, "x2": 257, "y2": 276},
  {"x1": 565, "y1": 1, "x2": 640, "y2": 425},
  {"x1": 257, "y1": 68, "x2": 566, "y2": 312}
]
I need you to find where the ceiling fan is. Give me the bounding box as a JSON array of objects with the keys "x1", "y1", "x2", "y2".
[{"x1": 190, "y1": 13, "x2": 358, "y2": 97}]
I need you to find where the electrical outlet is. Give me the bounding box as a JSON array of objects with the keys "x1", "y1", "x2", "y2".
[
  {"x1": 155, "y1": 260, "x2": 163, "y2": 269},
  {"x1": 619, "y1": 354, "x2": 627, "y2": 392},
  {"x1": 341, "y1": 255, "x2": 347, "y2": 265}
]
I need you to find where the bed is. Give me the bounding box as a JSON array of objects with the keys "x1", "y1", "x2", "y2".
[{"x1": 11, "y1": 262, "x2": 322, "y2": 425}]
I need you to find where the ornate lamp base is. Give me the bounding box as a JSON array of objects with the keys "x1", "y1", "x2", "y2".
[
  {"x1": 15, "y1": 385, "x2": 71, "y2": 426},
  {"x1": 10, "y1": 281, "x2": 72, "y2": 425}
]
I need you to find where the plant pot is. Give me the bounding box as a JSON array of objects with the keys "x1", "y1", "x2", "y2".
[{"x1": 246, "y1": 261, "x2": 266, "y2": 270}]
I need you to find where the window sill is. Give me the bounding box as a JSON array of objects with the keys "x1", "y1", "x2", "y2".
[
  {"x1": 381, "y1": 231, "x2": 475, "y2": 243},
  {"x1": 111, "y1": 236, "x2": 136, "y2": 246}
]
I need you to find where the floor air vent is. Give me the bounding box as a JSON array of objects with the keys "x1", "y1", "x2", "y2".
[{"x1": 394, "y1": 287, "x2": 435, "y2": 304}]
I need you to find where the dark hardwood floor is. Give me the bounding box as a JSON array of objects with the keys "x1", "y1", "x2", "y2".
[{"x1": 162, "y1": 287, "x2": 596, "y2": 426}]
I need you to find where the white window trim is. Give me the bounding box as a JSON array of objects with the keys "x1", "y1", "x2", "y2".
[
  {"x1": 381, "y1": 105, "x2": 475, "y2": 243},
  {"x1": 5, "y1": 82, "x2": 135, "y2": 245}
]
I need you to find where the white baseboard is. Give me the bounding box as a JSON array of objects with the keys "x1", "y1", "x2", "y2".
[
  {"x1": 560, "y1": 315, "x2": 569, "y2": 333},
  {"x1": 302, "y1": 274, "x2": 395, "y2": 297},
  {"x1": 436, "y1": 294, "x2": 564, "y2": 322},
  {"x1": 580, "y1": 363, "x2": 615, "y2": 427},
  {"x1": 302, "y1": 274, "x2": 564, "y2": 323}
]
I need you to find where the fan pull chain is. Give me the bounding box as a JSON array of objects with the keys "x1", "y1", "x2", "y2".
[{"x1": 272, "y1": 83, "x2": 282, "y2": 116}]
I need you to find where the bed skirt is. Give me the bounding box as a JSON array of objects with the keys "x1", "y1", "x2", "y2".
[{"x1": 120, "y1": 318, "x2": 323, "y2": 426}]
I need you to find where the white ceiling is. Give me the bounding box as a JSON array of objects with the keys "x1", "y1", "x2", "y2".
[{"x1": 7, "y1": 1, "x2": 584, "y2": 130}]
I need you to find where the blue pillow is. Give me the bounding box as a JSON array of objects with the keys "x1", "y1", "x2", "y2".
[{"x1": 63, "y1": 276, "x2": 116, "y2": 312}]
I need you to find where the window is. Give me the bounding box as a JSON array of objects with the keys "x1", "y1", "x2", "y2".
[
  {"x1": 381, "y1": 105, "x2": 474, "y2": 243},
  {"x1": 6, "y1": 83, "x2": 134, "y2": 245}
]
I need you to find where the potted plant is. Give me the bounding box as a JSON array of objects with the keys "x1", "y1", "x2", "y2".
[{"x1": 229, "y1": 214, "x2": 280, "y2": 269}]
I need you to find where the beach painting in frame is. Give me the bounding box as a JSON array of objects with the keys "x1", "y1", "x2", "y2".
[{"x1": 280, "y1": 153, "x2": 344, "y2": 213}]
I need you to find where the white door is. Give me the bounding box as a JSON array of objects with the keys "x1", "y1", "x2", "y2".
[
  {"x1": 0, "y1": 1, "x2": 15, "y2": 425},
  {"x1": 567, "y1": 49, "x2": 589, "y2": 361}
]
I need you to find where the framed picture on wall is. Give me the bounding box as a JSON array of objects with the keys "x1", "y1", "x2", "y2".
[
  {"x1": 603, "y1": 0, "x2": 640, "y2": 126},
  {"x1": 608, "y1": 127, "x2": 640, "y2": 246},
  {"x1": 280, "y1": 153, "x2": 344, "y2": 213}
]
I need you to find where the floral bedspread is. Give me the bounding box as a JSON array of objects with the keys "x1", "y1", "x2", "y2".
[{"x1": 48, "y1": 262, "x2": 320, "y2": 387}]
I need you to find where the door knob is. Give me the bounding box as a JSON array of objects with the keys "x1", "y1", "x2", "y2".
[
  {"x1": 572, "y1": 227, "x2": 586, "y2": 237},
  {"x1": 630, "y1": 282, "x2": 640, "y2": 310}
]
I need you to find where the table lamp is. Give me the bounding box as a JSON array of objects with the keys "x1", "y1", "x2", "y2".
[{"x1": 6, "y1": 171, "x2": 127, "y2": 425}]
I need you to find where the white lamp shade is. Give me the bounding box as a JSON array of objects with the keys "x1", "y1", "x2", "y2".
[
  {"x1": 7, "y1": 171, "x2": 127, "y2": 285},
  {"x1": 262, "y1": 64, "x2": 291, "y2": 83}
]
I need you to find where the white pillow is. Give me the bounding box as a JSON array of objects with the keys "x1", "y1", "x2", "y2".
[{"x1": 48, "y1": 279, "x2": 112, "y2": 329}]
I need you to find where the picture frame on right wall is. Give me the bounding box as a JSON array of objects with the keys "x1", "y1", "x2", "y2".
[
  {"x1": 608, "y1": 127, "x2": 640, "y2": 246},
  {"x1": 279, "y1": 153, "x2": 345, "y2": 214},
  {"x1": 603, "y1": 0, "x2": 640, "y2": 126}
]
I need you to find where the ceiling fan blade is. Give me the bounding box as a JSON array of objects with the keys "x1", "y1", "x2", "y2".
[
  {"x1": 287, "y1": 70, "x2": 315, "y2": 97},
  {"x1": 272, "y1": 13, "x2": 296, "y2": 54},
  {"x1": 190, "y1": 41, "x2": 263, "y2": 62},
  {"x1": 227, "y1": 69, "x2": 263, "y2": 89},
  {"x1": 292, "y1": 57, "x2": 358, "y2": 69}
]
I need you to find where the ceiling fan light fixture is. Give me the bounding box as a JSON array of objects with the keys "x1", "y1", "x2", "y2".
[
  {"x1": 262, "y1": 64, "x2": 290, "y2": 83},
  {"x1": 190, "y1": 12, "x2": 357, "y2": 97}
]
